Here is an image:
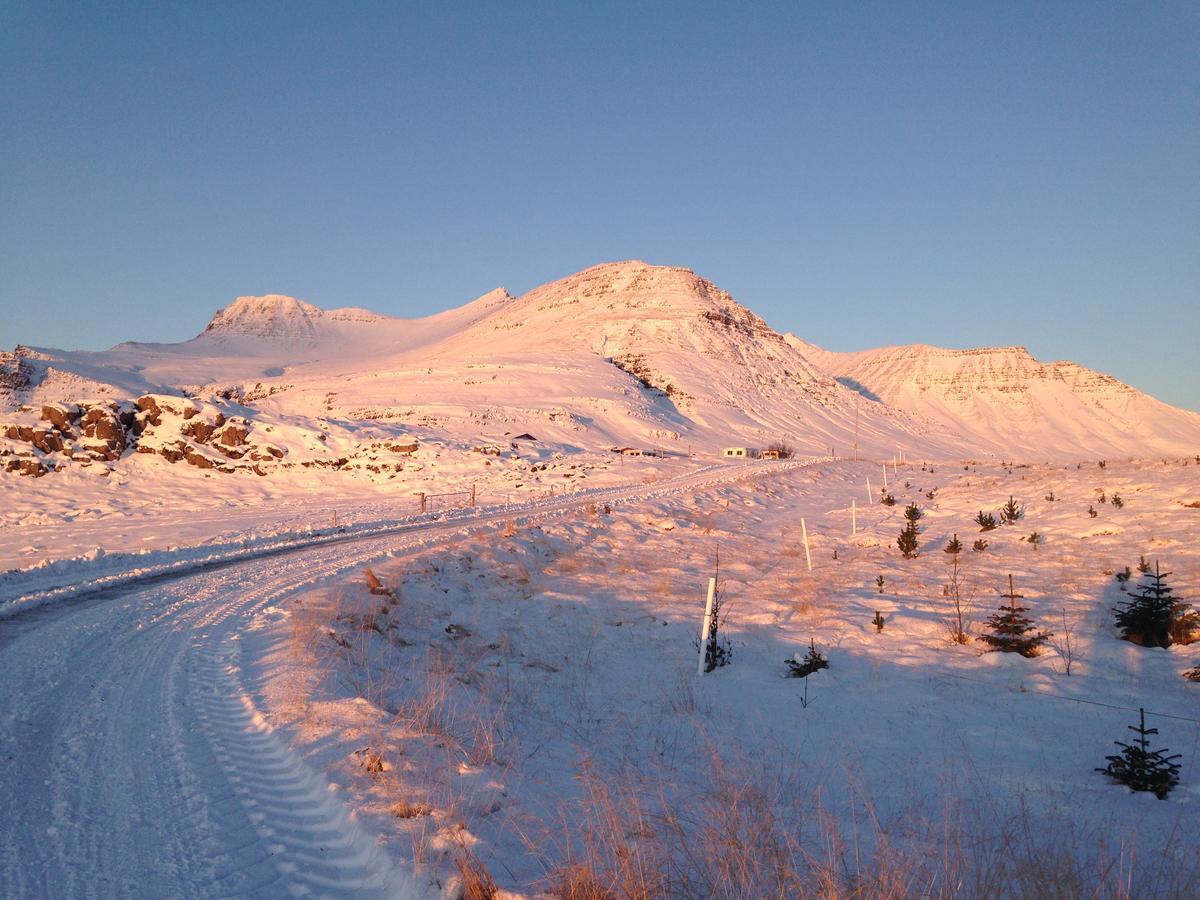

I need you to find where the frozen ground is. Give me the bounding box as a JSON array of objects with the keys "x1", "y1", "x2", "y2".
[
  {"x1": 0, "y1": 459, "x2": 813, "y2": 897},
  {"x1": 2, "y1": 454, "x2": 1197, "y2": 897},
  {"x1": 259, "y1": 455, "x2": 1200, "y2": 896}
]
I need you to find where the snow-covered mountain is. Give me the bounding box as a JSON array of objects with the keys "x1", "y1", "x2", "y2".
[
  {"x1": 788, "y1": 337, "x2": 1200, "y2": 459},
  {"x1": 4, "y1": 260, "x2": 1196, "y2": 483},
  {"x1": 244, "y1": 261, "x2": 951, "y2": 457}
]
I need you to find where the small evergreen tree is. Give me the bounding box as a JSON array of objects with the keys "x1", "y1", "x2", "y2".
[
  {"x1": 875, "y1": 574, "x2": 885, "y2": 593},
  {"x1": 897, "y1": 521, "x2": 919, "y2": 559},
  {"x1": 978, "y1": 575, "x2": 1051, "y2": 657},
  {"x1": 1113, "y1": 562, "x2": 1198, "y2": 648},
  {"x1": 973, "y1": 538, "x2": 988, "y2": 552},
  {"x1": 871, "y1": 610, "x2": 886, "y2": 633},
  {"x1": 785, "y1": 639, "x2": 829, "y2": 677},
  {"x1": 1000, "y1": 496, "x2": 1022, "y2": 524},
  {"x1": 880, "y1": 492, "x2": 896, "y2": 507},
  {"x1": 1111, "y1": 493, "x2": 1124, "y2": 508},
  {"x1": 944, "y1": 533, "x2": 963, "y2": 554},
  {"x1": 903, "y1": 502, "x2": 923, "y2": 525},
  {"x1": 1096, "y1": 708, "x2": 1181, "y2": 799},
  {"x1": 975, "y1": 510, "x2": 997, "y2": 532},
  {"x1": 1088, "y1": 505, "x2": 1097, "y2": 518}
]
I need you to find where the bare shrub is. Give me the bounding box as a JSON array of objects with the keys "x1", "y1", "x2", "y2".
[{"x1": 943, "y1": 554, "x2": 973, "y2": 644}]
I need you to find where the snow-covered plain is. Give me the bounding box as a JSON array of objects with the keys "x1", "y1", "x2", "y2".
[{"x1": 252, "y1": 455, "x2": 1200, "y2": 897}]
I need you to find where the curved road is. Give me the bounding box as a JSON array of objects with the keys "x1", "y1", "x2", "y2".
[{"x1": 0, "y1": 459, "x2": 817, "y2": 897}]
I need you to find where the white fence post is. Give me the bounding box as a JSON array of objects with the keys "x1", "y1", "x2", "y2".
[
  {"x1": 698, "y1": 577, "x2": 717, "y2": 675},
  {"x1": 882, "y1": 465, "x2": 888, "y2": 491},
  {"x1": 866, "y1": 476, "x2": 872, "y2": 503},
  {"x1": 801, "y1": 517, "x2": 813, "y2": 573}
]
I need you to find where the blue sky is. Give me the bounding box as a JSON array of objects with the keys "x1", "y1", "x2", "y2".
[{"x1": 2, "y1": 2, "x2": 1197, "y2": 410}]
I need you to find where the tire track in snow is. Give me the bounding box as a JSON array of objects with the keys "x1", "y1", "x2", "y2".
[{"x1": 0, "y1": 459, "x2": 821, "y2": 897}]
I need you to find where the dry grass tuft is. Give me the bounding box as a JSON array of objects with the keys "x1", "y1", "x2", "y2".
[{"x1": 455, "y1": 850, "x2": 499, "y2": 900}]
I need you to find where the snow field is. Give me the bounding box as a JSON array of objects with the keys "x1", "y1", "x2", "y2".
[{"x1": 267, "y1": 457, "x2": 1200, "y2": 896}]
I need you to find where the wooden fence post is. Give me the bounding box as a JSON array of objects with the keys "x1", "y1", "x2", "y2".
[{"x1": 801, "y1": 517, "x2": 813, "y2": 573}]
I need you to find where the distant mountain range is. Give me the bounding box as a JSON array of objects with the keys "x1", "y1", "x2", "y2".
[{"x1": 2, "y1": 261, "x2": 1197, "y2": 478}]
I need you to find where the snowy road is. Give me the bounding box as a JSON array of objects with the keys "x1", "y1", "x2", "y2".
[{"x1": 0, "y1": 460, "x2": 814, "y2": 898}]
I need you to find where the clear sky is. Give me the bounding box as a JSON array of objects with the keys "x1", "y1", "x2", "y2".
[{"x1": 2, "y1": 2, "x2": 1197, "y2": 410}]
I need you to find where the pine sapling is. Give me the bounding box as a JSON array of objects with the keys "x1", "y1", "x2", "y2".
[
  {"x1": 975, "y1": 510, "x2": 997, "y2": 532},
  {"x1": 1113, "y1": 561, "x2": 1198, "y2": 648},
  {"x1": 978, "y1": 575, "x2": 1051, "y2": 657},
  {"x1": 973, "y1": 539, "x2": 988, "y2": 552},
  {"x1": 875, "y1": 574, "x2": 885, "y2": 594},
  {"x1": 785, "y1": 639, "x2": 829, "y2": 678},
  {"x1": 872, "y1": 610, "x2": 886, "y2": 633},
  {"x1": 897, "y1": 521, "x2": 919, "y2": 559},
  {"x1": 1000, "y1": 496, "x2": 1022, "y2": 525},
  {"x1": 1111, "y1": 493, "x2": 1124, "y2": 508},
  {"x1": 1088, "y1": 505, "x2": 1097, "y2": 518},
  {"x1": 944, "y1": 533, "x2": 962, "y2": 554},
  {"x1": 1096, "y1": 708, "x2": 1181, "y2": 799}
]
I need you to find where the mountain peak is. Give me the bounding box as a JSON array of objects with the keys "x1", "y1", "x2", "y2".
[{"x1": 201, "y1": 294, "x2": 326, "y2": 340}]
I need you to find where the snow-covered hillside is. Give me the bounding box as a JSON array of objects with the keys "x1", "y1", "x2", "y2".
[
  {"x1": 789, "y1": 337, "x2": 1200, "y2": 459},
  {"x1": 4, "y1": 261, "x2": 1197, "y2": 495},
  {"x1": 1, "y1": 263, "x2": 968, "y2": 491}
]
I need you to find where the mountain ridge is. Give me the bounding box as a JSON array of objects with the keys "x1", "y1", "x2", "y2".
[{"x1": 2, "y1": 261, "x2": 1196, "y2": 469}]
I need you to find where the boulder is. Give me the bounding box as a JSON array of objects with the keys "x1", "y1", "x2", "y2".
[
  {"x1": 136, "y1": 396, "x2": 162, "y2": 426},
  {"x1": 40, "y1": 404, "x2": 78, "y2": 433},
  {"x1": 183, "y1": 446, "x2": 215, "y2": 469},
  {"x1": 77, "y1": 406, "x2": 130, "y2": 459},
  {"x1": 31, "y1": 429, "x2": 64, "y2": 454},
  {"x1": 182, "y1": 420, "x2": 218, "y2": 443},
  {"x1": 218, "y1": 424, "x2": 249, "y2": 446},
  {"x1": 159, "y1": 443, "x2": 186, "y2": 463},
  {"x1": 6, "y1": 458, "x2": 46, "y2": 477}
]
